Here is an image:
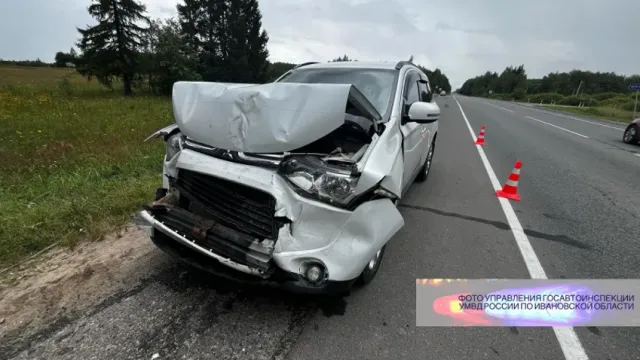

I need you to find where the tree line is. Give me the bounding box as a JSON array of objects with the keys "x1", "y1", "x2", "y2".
[
  {"x1": 457, "y1": 65, "x2": 640, "y2": 109},
  {"x1": 9, "y1": 0, "x2": 453, "y2": 97},
  {"x1": 68, "y1": 0, "x2": 273, "y2": 95},
  {"x1": 417, "y1": 66, "x2": 452, "y2": 94},
  {"x1": 457, "y1": 65, "x2": 528, "y2": 100}
]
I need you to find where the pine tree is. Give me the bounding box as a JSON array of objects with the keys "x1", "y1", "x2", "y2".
[
  {"x1": 176, "y1": 0, "x2": 270, "y2": 83},
  {"x1": 332, "y1": 55, "x2": 353, "y2": 62},
  {"x1": 202, "y1": 0, "x2": 229, "y2": 81},
  {"x1": 176, "y1": 0, "x2": 225, "y2": 81},
  {"x1": 77, "y1": 0, "x2": 150, "y2": 96},
  {"x1": 69, "y1": 48, "x2": 78, "y2": 59},
  {"x1": 176, "y1": 0, "x2": 204, "y2": 55},
  {"x1": 226, "y1": 0, "x2": 269, "y2": 83}
]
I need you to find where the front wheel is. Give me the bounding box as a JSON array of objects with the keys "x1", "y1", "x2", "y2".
[
  {"x1": 415, "y1": 140, "x2": 435, "y2": 183},
  {"x1": 357, "y1": 245, "x2": 386, "y2": 285},
  {"x1": 623, "y1": 124, "x2": 638, "y2": 144}
]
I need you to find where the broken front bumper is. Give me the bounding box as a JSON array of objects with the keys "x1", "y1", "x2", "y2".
[{"x1": 137, "y1": 149, "x2": 405, "y2": 294}]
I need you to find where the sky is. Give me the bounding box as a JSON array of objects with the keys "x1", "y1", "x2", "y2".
[{"x1": 0, "y1": 0, "x2": 637, "y2": 89}]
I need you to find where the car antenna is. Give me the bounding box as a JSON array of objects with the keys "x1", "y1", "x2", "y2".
[{"x1": 408, "y1": 55, "x2": 414, "y2": 63}]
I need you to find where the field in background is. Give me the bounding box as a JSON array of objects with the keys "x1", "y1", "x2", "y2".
[
  {"x1": 540, "y1": 104, "x2": 635, "y2": 124},
  {"x1": 484, "y1": 91, "x2": 637, "y2": 124},
  {"x1": 0, "y1": 65, "x2": 172, "y2": 267}
]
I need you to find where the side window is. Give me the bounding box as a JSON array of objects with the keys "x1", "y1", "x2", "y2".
[
  {"x1": 418, "y1": 80, "x2": 432, "y2": 102},
  {"x1": 403, "y1": 72, "x2": 420, "y2": 105}
]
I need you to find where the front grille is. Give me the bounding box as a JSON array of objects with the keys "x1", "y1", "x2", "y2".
[
  {"x1": 175, "y1": 169, "x2": 278, "y2": 239},
  {"x1": 148, "y1": 205, "x2": 273, "y2": 271}
]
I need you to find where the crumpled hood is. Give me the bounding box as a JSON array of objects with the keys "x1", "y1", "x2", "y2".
[{"x1": 172, "y1": 81, "x2": 381, "y2": 153}]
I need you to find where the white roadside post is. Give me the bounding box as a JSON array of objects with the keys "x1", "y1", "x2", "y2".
[
  {"x1": 629, "y1": 83, "x2": 640, "y2": 119},
  {"x1": 634, "y1": 90, "x2": 638, "y2": 119}
]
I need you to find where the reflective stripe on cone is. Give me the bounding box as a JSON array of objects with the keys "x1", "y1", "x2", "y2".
[{"x1": 475, "y1": 126, "x2": 486, "y2": 145}]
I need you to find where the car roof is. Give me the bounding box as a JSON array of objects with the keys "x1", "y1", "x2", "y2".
[{"x1": 299, "y1": 61, "x2": 404, "y2": 71}]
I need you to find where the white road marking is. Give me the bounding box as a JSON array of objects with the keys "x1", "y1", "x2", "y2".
[
  {"x1": 526, "y1": 116, "x2": 590, "y2": 139},
  {"x1": 486, "y1": 102, "x2": 515, "y2": 113},
  {"x1": 634, "y1": 153, "x2": 640, "y2": 158},
  {"x1": 453, "y1": 96, "x2": 589, "y2": 360},
  {"x1": 525, "y1": 107, "x2": 625, "y2": 131}
]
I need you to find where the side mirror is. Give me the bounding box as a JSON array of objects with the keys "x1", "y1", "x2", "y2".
[{"x1": 404, "y1": 102, "x2": 440, "y2": 124}]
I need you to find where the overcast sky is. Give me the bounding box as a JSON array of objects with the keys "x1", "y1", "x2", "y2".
[{"x1": 0, "y1": 0, "x2": 637, "y2": 88}]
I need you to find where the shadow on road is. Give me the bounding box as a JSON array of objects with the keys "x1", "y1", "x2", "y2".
[{"x1": 2, "y1": 254, "x2": 355, "y2": 360}]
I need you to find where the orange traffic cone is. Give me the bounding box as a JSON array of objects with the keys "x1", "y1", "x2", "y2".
[
  {"x1": 496, "y1": 160, "x2": 522, "y2": 201},
  {"x1": 475, "y1": 126, "x2": 486, "y2": 145}
]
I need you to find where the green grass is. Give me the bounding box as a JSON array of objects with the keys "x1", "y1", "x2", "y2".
[
  {"x1": 540, "y1": 105, "x2": 636, "y2": 124},
  {"x1": 0, "y1": 65, "x2": 173, "y2": 267}
]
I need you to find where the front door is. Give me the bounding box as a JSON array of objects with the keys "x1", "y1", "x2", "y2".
[
  {"x1": 416, "y1": 78, "x2": 435, "y2": 167},
  {"x1": 400, "y1": 71, "x2": 427, "y2": 191}
]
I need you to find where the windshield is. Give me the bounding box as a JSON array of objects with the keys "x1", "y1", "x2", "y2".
[{"x1": 277, "y1": 68, "x2": 398, "y2": 118}]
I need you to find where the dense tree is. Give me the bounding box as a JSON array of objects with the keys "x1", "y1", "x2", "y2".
[
  {"x1": 460, "y1": 66, "x2": 640, "y2": 100},
  {"x1": 0, "y1": 59, "x2": 51, "y2": 67},
  {"x1": 332, "y1": 55, "x2": 354, "y2": 62},
  {"x1": 136, "y1": 18, "x2": 162, "y2": 90},
  {"x1": 267, "y1": 61, "x2": 296, "y2": 81},
  {"x1": 139, "y1": 19, "x2": 201, "y2": 95},
  {"x1": 416, "y1": 66, "x2": 452, "y2": 94},
  {"x1": 54, "y1": 48, "x2": 78, "y2": 67},
  {"x1": 76, "y1": 0, "x2": 151, "y2": 95},
  {"x1": 176, "y1": 0, "x2": 204, "y2": 55},
  {"x1": 532, "y1": 70, "x2": 640, "y2": 95},
  {"x1": 226, "y1": 0, "x2": 270, "y2": 83},
  {"x1": 175, "y1": 0, "x2": 269, "y2": 83},
  {"x1": 459, "y1": 65, "x2": 527, "y2": 99}
]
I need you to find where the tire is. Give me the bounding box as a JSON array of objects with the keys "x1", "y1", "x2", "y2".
[
  {"x1": 357, "y1": 245, "x2": 386, "y2": 285},
  {"x1": 623, "y1": 124, "x2": 638, "y2": 144},
  {"x1": 415, "y1": 139, "x2": 435, "y2": 183}
]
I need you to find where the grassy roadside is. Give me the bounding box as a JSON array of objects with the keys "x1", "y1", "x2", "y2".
[
  {"x1": 540, "y1": 105, "x2": 635, "y2": 124},
  {"x1": 0, "y1": 65, "x2": 172, "y2": 267}
]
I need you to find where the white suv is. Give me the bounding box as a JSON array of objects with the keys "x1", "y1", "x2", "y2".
[{"x1": 138, "y1": 60, "x2": 441, "y2": 294}]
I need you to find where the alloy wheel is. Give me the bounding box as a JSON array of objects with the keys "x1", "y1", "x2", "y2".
[
  {"x1": 368, "y1": 249, "x2": 382, "y2": 270},
  {"x1": 624, "y1": 126, "x2": 636, "y2": 143},
  {"x1": 424, "y1": 146, "x2": 434, "y2": 177}
]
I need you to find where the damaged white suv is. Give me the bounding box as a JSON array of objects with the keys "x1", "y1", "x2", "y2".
[{"x1": 137, "y1": 60, "x2": 440, "y2": 294}]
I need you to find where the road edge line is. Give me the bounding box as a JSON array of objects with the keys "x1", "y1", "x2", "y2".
[
  {"x1": 453, "y1": 95, "x2": 589, "y2": 360},
  {"x1": 525, "y1": 106, "x2": 625, "y2": 131},
  {"x1": 526, "y1": 116, "x2": 590, "y2": 139},
  {"x1": 486, "y1": 102, "x2": 515, "y2": 113}
]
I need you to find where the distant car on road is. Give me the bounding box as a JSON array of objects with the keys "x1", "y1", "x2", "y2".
[{"x1": 623, "y1": 119, "x2": 640, "y2": 145}]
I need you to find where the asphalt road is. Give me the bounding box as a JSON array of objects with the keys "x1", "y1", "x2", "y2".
[{"x1": 3, "y1": 96, "x2": 639, "y2": 360}]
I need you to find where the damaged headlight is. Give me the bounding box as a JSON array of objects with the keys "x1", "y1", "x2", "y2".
[
  {"x1": 279, "y1": 156, "x2": 359, "y2": 207},
  {"x1": 165, "y1": 133, "x2": 184, "y2": 161}
]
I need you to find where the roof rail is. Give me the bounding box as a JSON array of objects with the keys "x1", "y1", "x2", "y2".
[
  {"x1": 293, "y1": 61, "x2": 319, "y2": 70},
  {"x1": 394, "y1": 60, "x2": 414, "y2": 70}
]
